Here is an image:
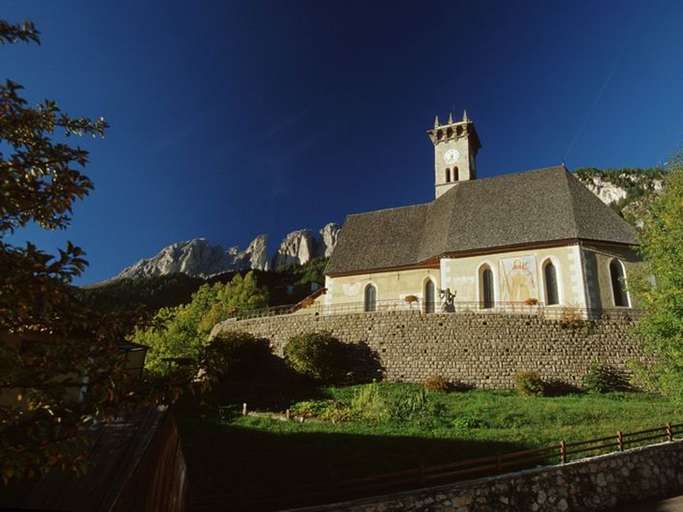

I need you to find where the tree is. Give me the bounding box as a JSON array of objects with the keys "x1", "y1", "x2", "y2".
[
  {"x1": 197, "y1": 272, "x2": 268, "y2": 334},
  {"x1": 633, "y1": 158, "x2": 683, "y2": 398},
  {"x1": 135, "y1": 272, "x2": 268, "y2": 374},
  {"x1": 0, "y1": 20, "x2": 143, "y2": 482}
]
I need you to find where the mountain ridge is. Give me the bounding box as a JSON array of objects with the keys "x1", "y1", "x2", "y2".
[{"x1": 114, "y1": 223, "x2": 341, "y2": 281}]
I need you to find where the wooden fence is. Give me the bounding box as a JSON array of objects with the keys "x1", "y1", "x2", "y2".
[{"x1": 191, "y1": 421, "x2": 683, "y2": 511}]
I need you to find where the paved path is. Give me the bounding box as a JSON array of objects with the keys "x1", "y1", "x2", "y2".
[{"x1": 617, "y1": 495, "x2": 683, "y2": 511}]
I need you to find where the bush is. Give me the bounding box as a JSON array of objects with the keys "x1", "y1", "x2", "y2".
[
  {"x1": 350, "y1": 382, "x2": 390, "y2": 421},
  {"x1": 582, "y1": 362, "x2": 632, "y2": 393},
  {"x1": 284, "y1": 331, "x2": 348, "y2": 383},
  {"x1": 350, "y1": 383, "x2": 443, "y2": 425},
  {"x1": 200, "y1": 331, "x2": 271, "y2": 387},
  {"x1": 515, "y1": 371, "x2": 545, "y2": 396},
  {"x1": 423, "y1": 375, "x2": 450, "y2": 392}
]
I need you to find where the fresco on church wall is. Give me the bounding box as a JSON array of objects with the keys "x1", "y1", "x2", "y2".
[{"x1": 499, "y1": 256, "x2": 539, "y2": 302}]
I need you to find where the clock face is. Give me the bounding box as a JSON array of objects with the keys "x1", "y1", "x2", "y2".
[{"x1": 444, "y1": 148, "x2": 460, "y2": 164}]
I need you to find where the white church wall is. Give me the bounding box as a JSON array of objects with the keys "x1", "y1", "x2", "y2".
[
  {"x1": 580, "y1": 243, "x2": 641, "y2": 310},
  {"x1": 440, "y1": 244, "x2": 587, "y2": 308},
  {"x1": 325, "y1": 267, "x2": 441, "y2": 308}
]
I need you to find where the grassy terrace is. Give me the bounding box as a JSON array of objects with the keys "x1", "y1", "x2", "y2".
[{"x1": 179, "y1": 384, "x2": 681, "y2": 511}]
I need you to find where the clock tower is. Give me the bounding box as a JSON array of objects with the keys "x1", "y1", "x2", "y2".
[{"x1": 427, "y1": 111, "x2": 481, "y2": 199}]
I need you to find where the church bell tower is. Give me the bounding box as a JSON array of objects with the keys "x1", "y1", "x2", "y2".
[{"x1": 427, "y1": 111, "x2": 481, "y2": 199}]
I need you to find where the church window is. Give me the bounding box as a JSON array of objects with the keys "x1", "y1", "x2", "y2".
[
  {"x1": 446, "y1": 127, "x2": 453, "y2": 138},
  {"x1": 424, "y1": 279, "x2": 435, "y2": 314},
  {"x1": 453, "y1": 166, "x2": 459, "y2": 181},
  {"x1": 436, "y1": 129, "x2": 443, "y2": 140},
  {"x1": 609, "y1": 259, "x2": 629, "y2": 307},
  {"x1": 543, "y1": 260, "x2": 559, "y2": 305},
  {"x1": 364, "y1": 284, "x2": 377, "y2": 312},
  {"x1": 480, "y1": 265, "x2": 494, "y2": 309},
  {"x1": 445, "y1": 168, "x2": 451, "y2": 183}
]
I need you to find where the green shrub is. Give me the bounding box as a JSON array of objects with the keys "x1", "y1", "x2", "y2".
[
  {"x1": 423, "y1": 375, "x2": 450, "y2": 392},
  {"x1": 200, "y1": 331, "x2": 270, "y2": 386},
  {"x1": 582, "y1": 362, "x2": 631, "y2": 393},
  {"x1": 284, "y1": 331, "x2": 348, "y2": 383},
  {"x1": 350, "y1": 382, "x2": 390, "y2": 421},
  {"x1": 350, "y1": 383, "x2": 442, "y2": 425},
  {"x1": 391, "y1": 388, "x2": 429, "y2": 421},
  {"x1": 515, "y1": 371, "x2": 545, "y2": 396}
]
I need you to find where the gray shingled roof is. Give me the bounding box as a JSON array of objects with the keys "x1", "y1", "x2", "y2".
[{"x1": 326, "y1": 166, "x2": 637, "y2": 275}]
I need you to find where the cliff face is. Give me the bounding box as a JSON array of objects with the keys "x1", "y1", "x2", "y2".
[
  {"x1": 270, "y1": 223, "x2": 342, "y2": 271},
  {"x1": 271, "y1": 230, "x2": 317, "y2": 271},
  {"x1": 114, "y1": 224, "x2": 340, "y2": 280},
  {"x1": 318, "y1": 222, "x2": 341, "y2": 258}
]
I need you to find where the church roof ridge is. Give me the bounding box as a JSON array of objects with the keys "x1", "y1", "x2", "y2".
[{"x1": 346, "y1": 201, "x2": 430, "y2": 218}]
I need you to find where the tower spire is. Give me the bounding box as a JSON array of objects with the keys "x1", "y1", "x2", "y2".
[
  {"x1": 463, "y1": 110, "x2": 469, "y2": 123},
  {"x1": 447, "y1": 112, "x2": 453, "y2": 124},
  {"x1": 433, "y1": 115, "x2": 440, "y2": 128}
]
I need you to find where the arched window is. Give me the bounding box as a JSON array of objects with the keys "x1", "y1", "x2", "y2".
[
  {"x1": 480, "y1": 265, "x2": 494, "y2": 309},
  {"x1": 364, "y1": 284, "x2": 377, "y2": 312},
  {"x1": 543, "y1": 260, "x2": 559, "y2": 305},
  {"x1": 609, "y1": 259, "x2": 629, "y2": 307},
  {"x1": 424, "y1": 279, "x2": 435, "y2": 314},
  {"x1": 445, "y1": 168, "x2": 451, "y2": 183},
  {"x1": 453, "y1": 166, "x2": 459, "y2": 181}
]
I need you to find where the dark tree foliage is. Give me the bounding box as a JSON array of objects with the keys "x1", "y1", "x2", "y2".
[{"x1": 0, "y1": 20, "x2": 146, "y2": 482}]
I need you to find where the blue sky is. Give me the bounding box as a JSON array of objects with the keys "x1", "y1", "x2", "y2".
[{"x1": 4, "y1": 0, "x2": 683, "y2": 284}]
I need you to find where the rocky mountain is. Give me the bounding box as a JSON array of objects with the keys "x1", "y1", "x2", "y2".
[
  {"x1": 575, "y1": 167, "x2": 666, "y2": 227},
  {"x1": 114, "y1": 224, "x2": 341, "y2": 280},
  {"x1": 272, "y1": 230, "x2": 317, "y2": 271},
  {"x1": 318, "y1": 222, "x2": 340, "y2": 258}
]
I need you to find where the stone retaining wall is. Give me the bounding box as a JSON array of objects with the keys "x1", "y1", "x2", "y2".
[
  {"x1": 283, "y1": 440, "x2": 683, "y2": 512},
  {"x1": 212, "y1": 311, "x2": 648, "y2": 388}
]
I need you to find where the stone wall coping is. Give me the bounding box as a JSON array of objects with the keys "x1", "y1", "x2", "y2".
[{"x1": 281, "y1": 440, "x2": 683, "y2": 512}]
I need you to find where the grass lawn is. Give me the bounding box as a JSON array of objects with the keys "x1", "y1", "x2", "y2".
[{"x1": 180, "y1": 383, "x2": 681, "y2": 511}]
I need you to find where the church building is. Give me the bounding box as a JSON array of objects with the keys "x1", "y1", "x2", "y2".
[{"x1": 324, "y1": 112, "x2": 639, "y2": 315}]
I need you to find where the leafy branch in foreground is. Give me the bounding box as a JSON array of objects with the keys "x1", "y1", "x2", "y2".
[{"x1": 0, "y1": 19, "x2": 148, "y2": 483}]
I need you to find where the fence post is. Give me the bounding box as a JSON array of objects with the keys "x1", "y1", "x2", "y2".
[
  {"x1": 666, "y1": 422, "x2": 673, "y2": 442},
  {"x1": 560, "y1": 440, "x2": 566, "y2": 464},
  {"x1": 242, "y1": 402, "x2": 248, "y2": 416},
  {"x1": 617, "y1": 431, "x2": 623, "y2": 452}
]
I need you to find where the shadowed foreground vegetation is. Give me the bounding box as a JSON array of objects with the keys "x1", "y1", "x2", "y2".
[{"x1": 179, "y1": 384, "x2": 681, "y2": 511}]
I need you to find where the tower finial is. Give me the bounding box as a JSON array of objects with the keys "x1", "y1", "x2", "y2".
[
  {"x1": 447, "y1": 112, "x2": 453, "y2": 124},
  {"x1": 434, "y1": 115, "x2": 440, "y2": 128},
  {"x1": 463, "y1": 110, "x2": 469, "y2": 122}
]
